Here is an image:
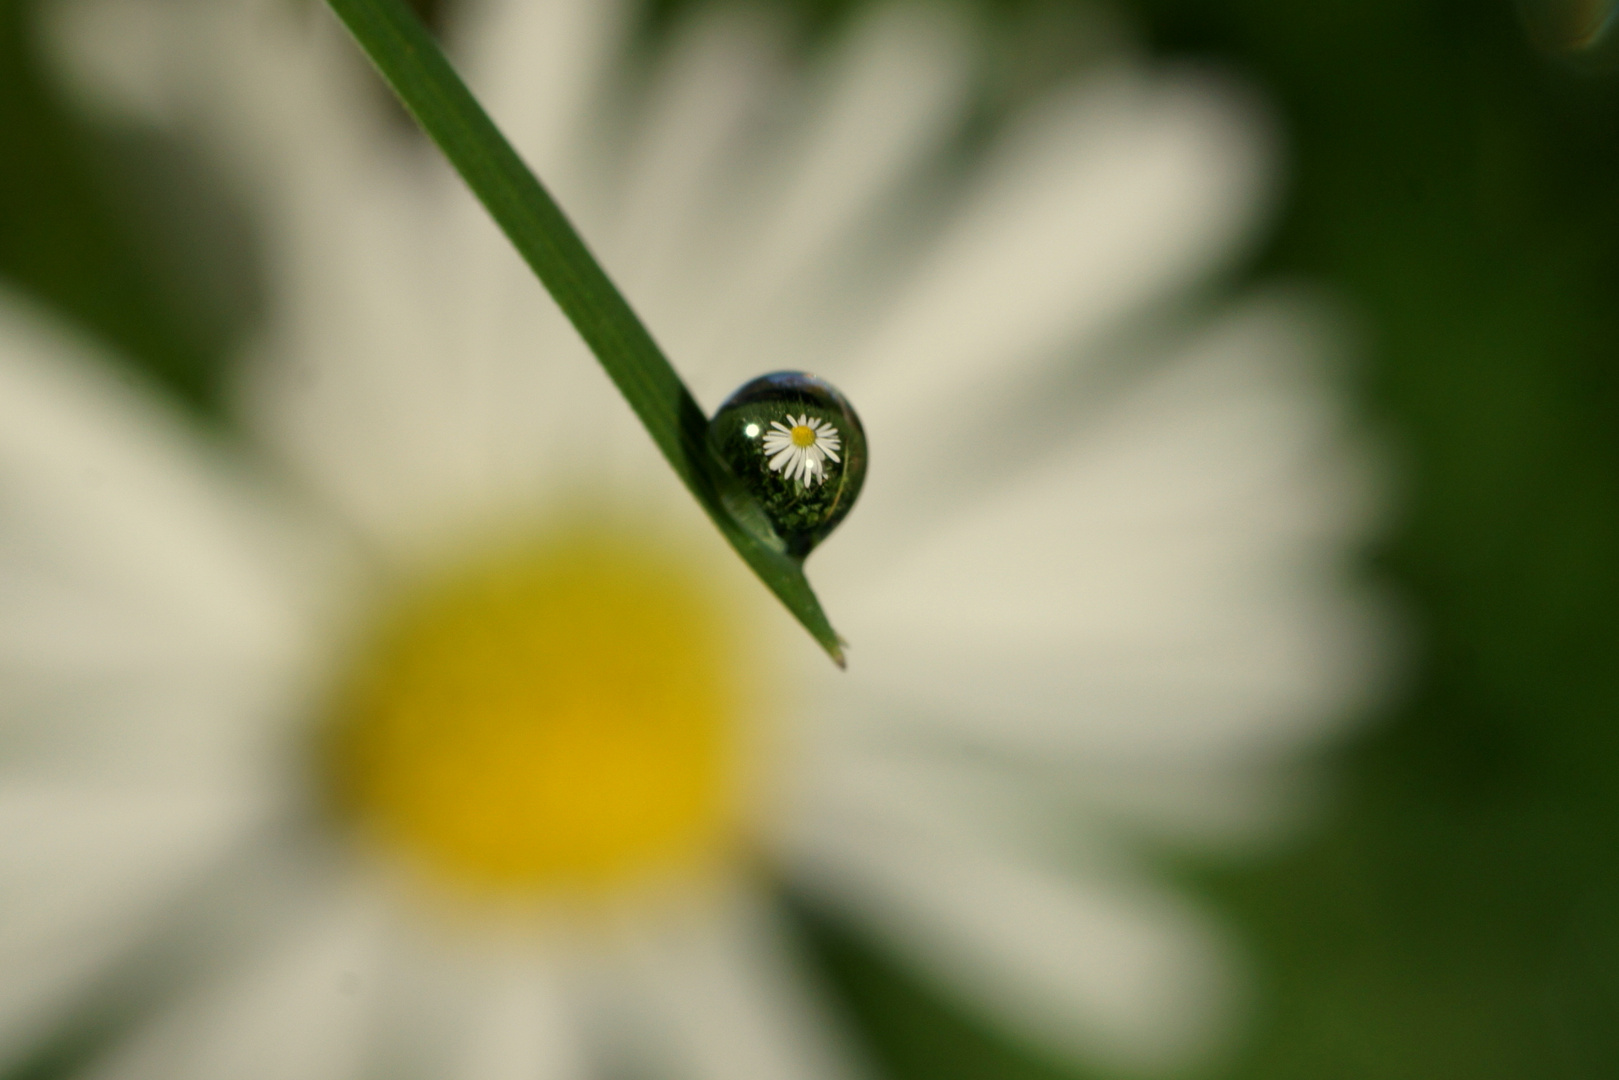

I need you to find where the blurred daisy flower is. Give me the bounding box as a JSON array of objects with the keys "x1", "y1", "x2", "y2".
[{"x1": 2, "y1": 0, "x2": 1389, "y2": 1077}]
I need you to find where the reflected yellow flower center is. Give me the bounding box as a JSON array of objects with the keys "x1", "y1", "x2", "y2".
[
  {"x1": 791, "y1": 424, "x2": 816, "y2": 448},
  {"x1": 325, "y1": 527, "x2": 737, "y2": 895}
]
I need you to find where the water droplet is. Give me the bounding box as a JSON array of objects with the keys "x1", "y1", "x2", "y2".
[{"x1": 709, "y1": 372, "x2": 867, "y2": 559}]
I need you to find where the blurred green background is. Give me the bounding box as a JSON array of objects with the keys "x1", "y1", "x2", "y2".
[{"x1": 4, "y1": 0, "x2": 1618, "y2": 1077}]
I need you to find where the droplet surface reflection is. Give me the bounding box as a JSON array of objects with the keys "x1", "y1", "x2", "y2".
[{"x1": 710, "y1": 372, "x2": 867, "y2": 559}]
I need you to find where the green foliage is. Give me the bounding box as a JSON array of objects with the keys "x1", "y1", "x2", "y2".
[{"x1": 1122, "y1": 1, "x2": 1619, "y2": 1077}]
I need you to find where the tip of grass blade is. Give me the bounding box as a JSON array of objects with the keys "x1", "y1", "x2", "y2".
[
  {"x1": 701, "y1": 455, "x2": 848, "y2": 668},
  {"x1": 763, "y1": 548, "x2": 848, "y2": 669},
  {"x1": 793, "y1": 569, "x2": 847, "y2": 669},
  {"x1": 807, "y1": 608, "x2": 847, "y2": 669}
]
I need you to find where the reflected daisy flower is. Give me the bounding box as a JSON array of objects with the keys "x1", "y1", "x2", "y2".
[
  {"x1": 4, "y1": 0, "x2": 1390, "y2": 1078},
  {"x1": 763, "y1": 415, "x2": 842, "y2": 486}
]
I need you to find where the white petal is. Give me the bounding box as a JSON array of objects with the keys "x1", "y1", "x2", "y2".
[
  {"x1": 836, "y1": 66, "x2": 1275, "y2": 434},
  {"x1": 320, "y1": 914, "x2": 546, "y2": 1080},
  {"x1": 784, "y1": 759, "x2": 1240, "y2": 1074},
  {"x1": 813, "y1": 296, "x2": 1389, "y2": 764},
  {"x1": 47, "y1": 0, "x2": 618, "y2": 558},
  {"x1": 456, "y1": 0, "x2": 630, "y2": 188},
  {"x1": 0, "y1": 294, "x2": 312, "y2": 667},
  {"x1": 450, "y1": 965, "x2": 590, "y2": 1080},
  {"x1": 0, "y1": 783, "x2": 273, "y2": 1073},
  {"x1": 601, "y1": 4, "x2": 790, "y2": 324},
  {"x1": 0, "y1": 293, "x2": 346, "y2": 781},
  {"x1": 47, "y1": 0, "x2": 377, "y2": 178},
  {"x1": 627, "y1": 896, "x2": 863, "y2": 1080},
  {"x1": 430, "y1": 0, "x2": 665, "y2": 533},
  {"x1": 671, "y1": 3, "x2": 974, "y2": 406},
  {"x1": 86, "y1": 884, "x2": 386, "y2": 1080}
]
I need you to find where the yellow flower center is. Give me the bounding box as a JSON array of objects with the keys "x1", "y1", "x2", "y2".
[
  {"x1": 791, "y1": 424, "x2": 816, "y2": 448},
  {"x1": 324, "y1": 526, "x2": 739, "y2": 897}
]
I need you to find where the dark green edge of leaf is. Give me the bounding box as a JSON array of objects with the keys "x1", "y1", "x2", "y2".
[{"x1": 324, "y1": 0, "x2": 845, "y2": 667}]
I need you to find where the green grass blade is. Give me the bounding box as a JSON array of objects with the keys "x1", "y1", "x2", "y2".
[{"x1": 324, "y1": 0, "x2": 845, "y2": 666}]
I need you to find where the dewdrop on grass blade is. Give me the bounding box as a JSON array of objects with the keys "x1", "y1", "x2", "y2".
[{"x1": 709, "y1": 372, "x2": 867, "y2": 560}]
